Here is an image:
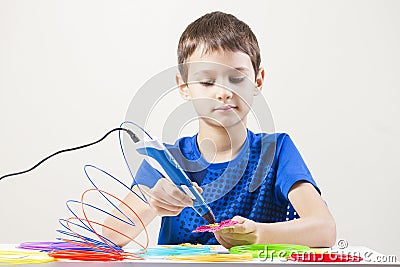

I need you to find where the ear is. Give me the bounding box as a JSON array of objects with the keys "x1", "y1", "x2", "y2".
[
  {"x1": 176, "y1": 73, "x2": 191, "y2": 100},
  {"x1": 254, "y1": 67, "x2": 265, "y2": 96}
]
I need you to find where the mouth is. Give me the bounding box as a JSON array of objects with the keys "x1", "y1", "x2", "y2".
[{"x1": 214, "y1": 105, "x2": 237, "y2": 111}]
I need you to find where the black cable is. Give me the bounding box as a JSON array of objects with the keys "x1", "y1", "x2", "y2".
[{"x1": 0, "y1": 127, "x2": 140, "y2": 181}]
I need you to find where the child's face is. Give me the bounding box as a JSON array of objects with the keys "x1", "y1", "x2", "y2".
[{"x1": 178, "y1": 48, "x2": 263, "y2": 129}]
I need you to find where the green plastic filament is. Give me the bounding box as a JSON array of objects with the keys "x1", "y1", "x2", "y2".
[{"x1": 229, "y1": 244, "x2": 310, "y2": 258}]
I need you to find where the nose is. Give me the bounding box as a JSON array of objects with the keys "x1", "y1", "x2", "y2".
[{"x1": 215, "y1": 85, "x2": 233, "y2": 101}]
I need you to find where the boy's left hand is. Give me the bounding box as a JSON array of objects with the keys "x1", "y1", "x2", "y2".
[{"x1": 214, "y1": 216, "x2": 259, "y2": 248}]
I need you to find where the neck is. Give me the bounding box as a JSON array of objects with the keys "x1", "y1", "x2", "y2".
[{"x1": 197, "y1": 119, "x2": 248, "y2": 163}]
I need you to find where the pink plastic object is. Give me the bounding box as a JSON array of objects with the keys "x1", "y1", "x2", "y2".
[{"x1": 192, "y1": 219, "x2": 238, "y2": 233}]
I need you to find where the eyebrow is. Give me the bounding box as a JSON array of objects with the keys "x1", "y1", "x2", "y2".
[
  {"x1": 234, "y1": 66, "x2": 250, "y2": 72},
  {"x1": 191, "y1": 66, "x2": 251, "y2": 77}
]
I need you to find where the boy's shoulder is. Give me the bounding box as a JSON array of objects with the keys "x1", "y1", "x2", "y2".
[{"x1": 248, "y1": 130, "x2": 289, "y2": 146}]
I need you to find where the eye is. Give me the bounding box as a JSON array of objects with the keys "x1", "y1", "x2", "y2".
[
  {"x1": 229, "y1": 76, "x2": 246, "y2": 84},
  {"x1": 199, "y1": 80, "x2": 215, "y2": 87}
]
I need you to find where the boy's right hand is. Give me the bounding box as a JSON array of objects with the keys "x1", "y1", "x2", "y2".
[{"x1": 143, "y1": 178, "x2": 203, "y2": 216}]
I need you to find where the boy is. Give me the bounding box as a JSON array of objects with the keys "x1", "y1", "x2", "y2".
[{"x1": 103, "y1": 11, "x2": 336, "y2": 249}]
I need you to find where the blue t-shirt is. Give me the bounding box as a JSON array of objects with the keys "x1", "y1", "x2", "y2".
[{"x1": 133, "y1": 130, "x2": 319, "y2": 245}]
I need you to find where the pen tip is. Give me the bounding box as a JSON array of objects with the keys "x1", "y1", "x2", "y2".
[{"x1": 202, "y1": 211, "x2": 216, "y2": 224}]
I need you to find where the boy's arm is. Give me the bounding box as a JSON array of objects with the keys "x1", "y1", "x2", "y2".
[
  {"x1": 102, "y1": 186, "x2": 157, "y2": 248},
  {"x1": 214, "y1": 181, "x2": 336, "y2": 248},
  {"x1": 102, "y1": 178, "x2": 202, "y2": 247}
]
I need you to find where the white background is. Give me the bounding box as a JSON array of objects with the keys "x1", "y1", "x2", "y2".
[{"x1": 0, "y1": 0, "x2": 399, "y2": 259}]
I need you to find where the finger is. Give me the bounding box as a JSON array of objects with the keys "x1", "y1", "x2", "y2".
[
  {"x1": 230, "y1": 223, "x2": 248, "y2": 234},
  {"x1": 148, "y1": 190, "x2": 189, "y2": 208},
  {"x1": 231, "y1": 215, "x2": 247, "y2": 223},
  {"x1": 148, "y1": 179, "x2": 191, "y2": 207},
  {"x1": 160, "y1": 180, "x2": 193, "y2": 206},
  {"x1": 214, "y1": 232, "x2": 233, "y2": 249},
  {"x1": 230, "y1": 216, "x2": 255, "y2": 234},
  {"x1": 216, "y1": 232, "x2": 246, "y2": 248},
  {"x1": 139, "y1": 183, "x2": 170, "y2": 204},
  {"x1": 148, "y1": 198, "x2": 185, "y2": 212},
  {"x1": 221, "y1": 232, "x2": 257, "y2": 242},
  {"x1": 151, "y1": 203, "x2": 183, "y2": 216},
  {"x1": 193, "y1": 182, "x2": 203, "y2": 194}
]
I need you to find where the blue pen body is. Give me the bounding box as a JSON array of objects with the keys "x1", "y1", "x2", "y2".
[{"x1": 136, "y1": 140, "x2": 215, "y2": 222}]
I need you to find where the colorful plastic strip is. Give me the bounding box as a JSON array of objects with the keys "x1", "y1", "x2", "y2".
[
  {"x1": 17, "y1": 241, "x2": 84, "y2": 251},
  {"x1": 229, "y1": 244, "x2": 310, "y2": 258},
  {"x1": 192, "y1": 219, "x2": 238, "y2": 233},
  {"x1": 0, "y1": 250, "x2": 55, "y2": 265},
  {"x1": 139, "y1": 245, "x2": 211, "y2": 258},
  {"x1": 288, "y1": 253, "x2": 363, "y2": 262},
  {"x1": 167, "y1": 253, "x2": 253, "y2": 262}
]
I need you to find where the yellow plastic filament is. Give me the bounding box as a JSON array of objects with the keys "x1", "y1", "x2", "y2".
[
  {"x1": 0, "y1": 250, "x2": 55, "y2": 265},
  {"x1": 167, "y1": 253, "x2": 253, "y2": 262}
]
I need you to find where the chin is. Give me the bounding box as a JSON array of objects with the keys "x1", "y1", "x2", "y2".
[{"x1": 205, "y1": 118, "x2": 245, "y2": 129}]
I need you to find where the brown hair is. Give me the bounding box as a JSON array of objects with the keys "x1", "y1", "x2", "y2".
[{"x1": 178, "y1": 11, "x2": 261, "y2": 82}]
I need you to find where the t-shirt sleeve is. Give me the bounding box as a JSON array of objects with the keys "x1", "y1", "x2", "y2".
[
  {"x1": 274, "y1": 134, "x2": 320, "y2": 206},
  {"x1": 131, "y1": 159, "x2": 164, "y2": 189}
]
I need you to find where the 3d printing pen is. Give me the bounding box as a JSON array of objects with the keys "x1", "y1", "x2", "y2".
[{"x1": 135, "y1": 138, "x2": 216, "y2": 224}]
